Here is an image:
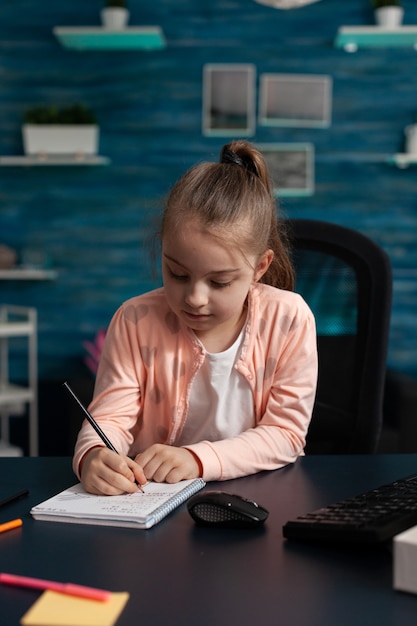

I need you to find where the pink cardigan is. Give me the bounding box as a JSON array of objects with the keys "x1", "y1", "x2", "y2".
[{"x1": 73, "y1": 283, "x2": 318, "y2": 482}]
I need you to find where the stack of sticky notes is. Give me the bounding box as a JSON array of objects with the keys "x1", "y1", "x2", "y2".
[
  {"x1": 20, "y1": 590, "x2": 129, "y2": 626},
  {"x1": 394, "y1": 525, "x2": 417, "y2": 595}
]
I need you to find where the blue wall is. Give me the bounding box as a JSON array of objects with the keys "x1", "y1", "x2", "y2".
[{"x1": 1, "y1": 0, "x2": 417, "y2": 381}]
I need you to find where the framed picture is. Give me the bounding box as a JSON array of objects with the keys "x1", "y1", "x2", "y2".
[
  {"x1": 259, "y1": 74, "x2": 332, "y2": 128},
  {"x1": 202, "y1": 64, "x2": 256, "y2": 136},
  {"x1": 257, "y1": 143, "x2": 314, "y2": 197}
]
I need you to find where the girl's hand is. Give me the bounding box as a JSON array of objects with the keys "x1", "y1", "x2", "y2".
[
  {"x1": 80, "y1": 447, "x2": 147, "y2": 495},
  {"x1": 134, "y1": 444, "x2": 201, "y2": 483}
]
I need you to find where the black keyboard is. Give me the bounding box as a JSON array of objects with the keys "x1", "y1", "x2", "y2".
[{"x1": 283, "y1": 473, "x2": 417, "y2": 544}]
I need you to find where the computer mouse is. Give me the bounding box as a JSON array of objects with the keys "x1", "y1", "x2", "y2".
[{"x1": 187, "y1": 491, "x2": 269, "y2": 529}]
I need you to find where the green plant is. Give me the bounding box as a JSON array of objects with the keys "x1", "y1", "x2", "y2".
[
  {"x1": 371, "y1": 0, "x2": 401, "y2": 7},
  {"x1": 24, "y1": 104, "x2": 96, "y2": 125},
  {"x1": 105, "y1": 0, "x2": 127, "y2": 7}
]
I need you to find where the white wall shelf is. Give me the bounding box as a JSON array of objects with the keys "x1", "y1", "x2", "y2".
[
  {"x1": 53, "y1": 26, "x2": 166, "y2": 50},
  {"x1": 386, "y1": 154, "x2": 417, "y2": 168},
  {"x1": 0, "y1": 155, "x2": 110, "y2": 166},
  {"x1": 335, "y1": 26, "x2": 417, "y2": 52},
  {"x1": 0, "y1": 269, "x2": 58, "y2": 281}
]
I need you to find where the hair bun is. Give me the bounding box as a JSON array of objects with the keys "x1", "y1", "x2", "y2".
[{"x1": 220, "y1": 145, "x2": 258, "y2": 177}]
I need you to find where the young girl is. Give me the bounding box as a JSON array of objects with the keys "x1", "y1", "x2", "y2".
[{"x1": 73, "y1": 140, "x2": 318, "y2": 495}]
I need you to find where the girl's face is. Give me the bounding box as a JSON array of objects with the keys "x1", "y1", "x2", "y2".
[{"x1": 162, "y1": 220, "x2": 272, "y2": 352}]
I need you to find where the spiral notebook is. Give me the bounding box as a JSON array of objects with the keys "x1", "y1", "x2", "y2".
[{"x1": 30, "y1": 478, "x2": 205, "y2": 529}]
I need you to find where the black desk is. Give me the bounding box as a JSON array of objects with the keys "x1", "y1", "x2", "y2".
[{"x1": 2, "y1": 455, "x2": 417, "y2": 626}]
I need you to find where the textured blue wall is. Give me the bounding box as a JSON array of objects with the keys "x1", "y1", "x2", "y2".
[{"x1": 1, "y1": 0, "x2": 417, "y2": 380}]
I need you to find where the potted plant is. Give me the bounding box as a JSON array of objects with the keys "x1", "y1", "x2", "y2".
[
  {"x1": 101, "y1": 0, "x2": 130, "y2": 30},
  {"x1": 22, "y1": 104, "x2": 99, "y2": 157},
  {"x1": 371, "y1": 1, "x2": 404, "y2": 28}
]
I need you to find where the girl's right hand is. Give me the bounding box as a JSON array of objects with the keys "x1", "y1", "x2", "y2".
[{"x1": 80, "y1": 447, "x2": 147, "y2": 495}]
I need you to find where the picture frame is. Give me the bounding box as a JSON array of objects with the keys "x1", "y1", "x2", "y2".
[
  {"x1": 202, "y1": 63, "x2": 256, "y2": 136},
  {"x1": 258, "y1": 74, "x2": 332, "y2": 128},
  {"x1": 257, "y1": 143, "x2": 315, "y2": 197}
]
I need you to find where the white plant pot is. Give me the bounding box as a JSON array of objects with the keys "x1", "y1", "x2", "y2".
[
  {"x1": 100, "y1": 8, "x2": 129, "y2": 30},
  {"x1": 405, "y1": 125, "x2": 417, "y2": 155},
  {"x1": 22, "y1": 125, "x2": 99, "y2": 156},
  {"x1": 374, "y1": 7, "x2": 404, "y2": 28}
]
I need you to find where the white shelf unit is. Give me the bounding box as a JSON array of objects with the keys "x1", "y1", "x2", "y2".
[
  {"x1": 0, "y1": 155, "x2": 110, "y2": 166},
  {"x1": 0, "y1": 306, "x2": 38, "y2": 456},
  {"x1": 0, "y1": 268, "x2": 57, "y2": 280}
]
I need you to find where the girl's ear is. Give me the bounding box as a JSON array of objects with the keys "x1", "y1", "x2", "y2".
[{"x1": 254, "y1": 249, "x2": 274, "y2": 282}]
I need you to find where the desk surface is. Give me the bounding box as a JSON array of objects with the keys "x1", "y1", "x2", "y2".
[{"x1": 1, "y1": 454, "x2": 417, "y2": 626}]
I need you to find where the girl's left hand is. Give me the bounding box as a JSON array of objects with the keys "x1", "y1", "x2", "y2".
[{"x1": 134, "y1": 444, "x2": 201, "y2": 483}]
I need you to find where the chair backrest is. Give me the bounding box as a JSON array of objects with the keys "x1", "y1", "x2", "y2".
[{"x1": 287, "y1": 218, "x2": 392, "y2": 454}]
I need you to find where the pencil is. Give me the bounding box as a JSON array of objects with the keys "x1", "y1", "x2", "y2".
[
  {"x1": 0, "y1": 519, "x2": 22, "y2": 534},
  {"x1": 0, "y1": 489, "x2": 29, "y2": 508},
  {"x1": 63, "y1": 381, "x2": 118, "y2": 452},
  {"x1": 63, "y1": 381, "x2": 144, "y2": 492}
]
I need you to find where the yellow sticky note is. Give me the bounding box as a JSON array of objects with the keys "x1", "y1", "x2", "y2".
[{"x1": 20, "y1": 590, "x2": 130, "y2": 626}]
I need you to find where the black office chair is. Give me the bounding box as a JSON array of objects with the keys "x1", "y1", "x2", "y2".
[{"x1": 286, "y1": 218, "x2": 392, "y2": 454}]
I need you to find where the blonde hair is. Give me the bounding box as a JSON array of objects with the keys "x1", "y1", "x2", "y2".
[{"x1": 161, "y1": 140, "x2": 294, "y2": 290}]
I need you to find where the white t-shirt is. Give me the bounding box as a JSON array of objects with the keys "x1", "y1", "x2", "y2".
[{"x1": 177, "y1": 327, "x2": 255, "y2": 445}]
